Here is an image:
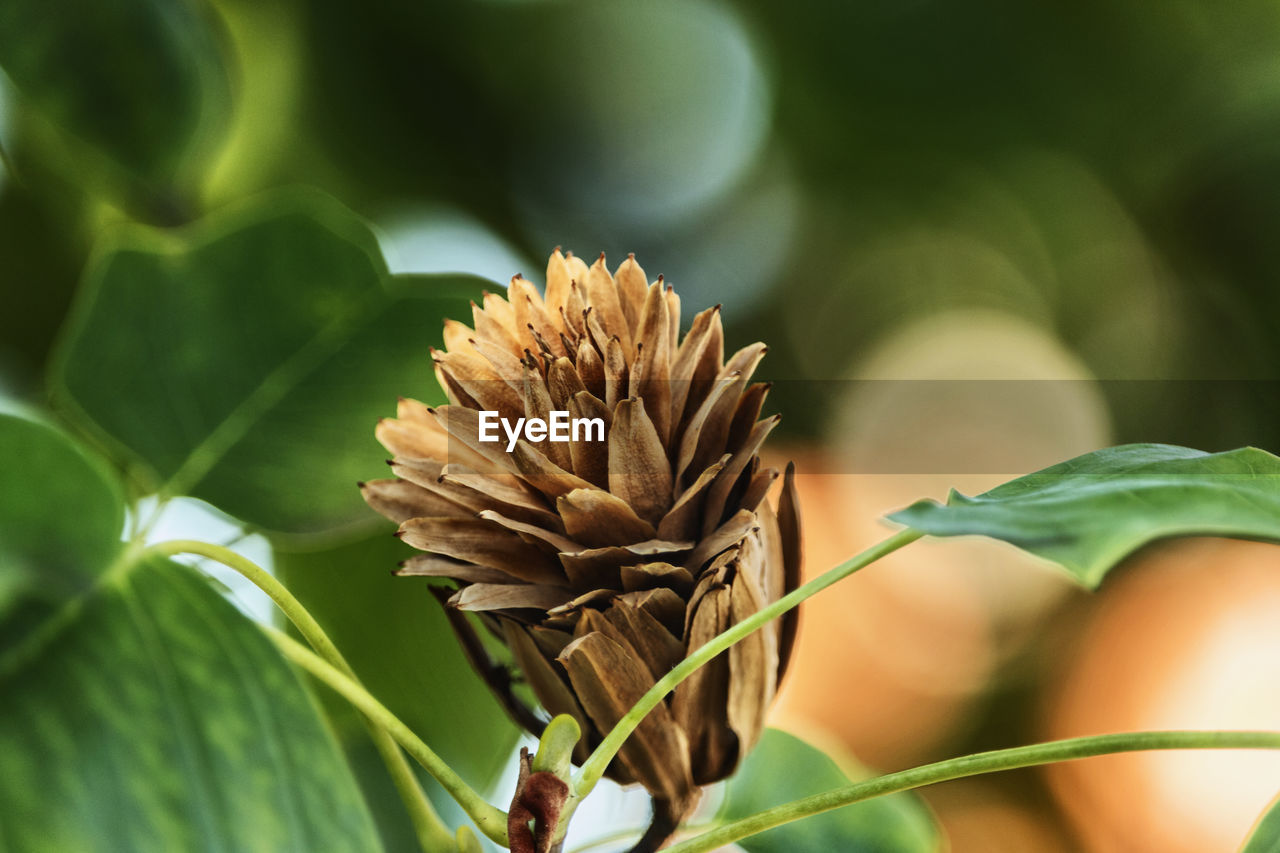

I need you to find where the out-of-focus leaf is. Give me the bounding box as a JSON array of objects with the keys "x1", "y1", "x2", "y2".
[
  {"x1": 0, "y1": 414, "x2": 379, "y2": 849},
  {"x1": 51, "y1": 188, "x2": 488, "y2": 541},
  {"x1": 1242, "y1": 793, "x2": 1280, "y2": 853},
  {"x1": 721, "y1": 728, "x2": 940, "y2": 853},
  {"x1": 888, "y1": 444, "x2": 1280, "y2": 588},
  {"x1": 0, "y1": 0, "x2": 228, "y2": 185},
  {"x1": 0, "y1": 414, "x2": 123, "y2": 646},
  {"x1": 0, "y1": 553, "x2": 381, "y2": 852},
  {"x1": 275, "y1": 531, "x2": 520, "y2": 842},
  {"x1": 0, "y1": 183, "x2": 83, "y2": 389}
]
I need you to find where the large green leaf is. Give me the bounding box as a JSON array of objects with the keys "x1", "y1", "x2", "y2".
[
  {"x1": 52, "y1": 189, "x2": 488, "y2": 540},
  {"x1": 0, "y1": 414, "x2": 124, "y2": 647},
  {"x1": 0, "y1": 0, "x2": 229, "y2": 184},
  {"x1": 275, "y1": 531, "x2": 520, "y2": 844},
  {"x1": 0, "y1": 555, "x2": 382, "y2": 852},
  {"x1": 0, "y1": 415, "x2": 380, "y2": 850},
  {"x1": 887, "y1": 444, "x2": 1280, "y2": 588},
  {"x1": 1242, "y1": 794, "x2": 1280, "y2": 853},
  {"x1": 720, "y1": 729, "x2": 940, "y2": 853}
]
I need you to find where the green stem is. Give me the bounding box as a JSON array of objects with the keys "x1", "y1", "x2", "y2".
[
  {"x1": 665, "y1": 730, "x2": 1280, "y2": 853},
  {"x1": 144, "y1": 540, "x2": 456, "y2": 853},
  {"x1": 267, "y1": 626, "x2": 510, "y2": 847},
  {"x1": 568, "y1": 821, "x2": 720, "y2": 853},
  {"x1": 574, "y1": 527, "x2": 923, "y2": 797}
]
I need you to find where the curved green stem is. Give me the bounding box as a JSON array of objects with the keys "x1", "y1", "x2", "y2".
[
  {"x1": 144, "y1": 540, "x2": 457, "y2": 853},
  {"x1": 573, "y1": 527, "x2": 923, "y2": 797},
  {"x1": 266, "y1": 626, "x2": 510, "y2": 846},
  {"x1": 665, "y1": 730, "x2": 1280, "y2": 853}
]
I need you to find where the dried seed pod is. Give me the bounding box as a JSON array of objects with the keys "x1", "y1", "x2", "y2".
[{"x1": 364, "y1": 251, "x2": 802, "y2": 846}]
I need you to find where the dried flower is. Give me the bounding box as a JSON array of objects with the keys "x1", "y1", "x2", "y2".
[{"x1": 363, "y1": 250, "x2": 801, "y2": 841}]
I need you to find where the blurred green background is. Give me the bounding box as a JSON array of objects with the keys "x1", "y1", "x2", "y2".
[{"x1": 3, "y1": 1, "x2": 1280, "y2": 851}]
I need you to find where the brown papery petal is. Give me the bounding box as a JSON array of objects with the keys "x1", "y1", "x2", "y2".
[
  {"x1": 586, "y1": 254, "x2": 632, "y2": 356},
  {"x1": 664, "y1": 285, "x2": 681, "y2": 362},
  {"x1": 673, "y1": 371, "x2": 741, "y2": 487},
  {"x1": 545, "y1": 249, "x2": 573, "y2": 322},
  {"x1": 738, "y1": 467, "x2": 779, "y2": 515},
  {"x1": 361, "y1": 478, "x2": 465, "y2": 523},
  {"x1": 470, "y1": 336, "x2": 527, "y2": 389},
  {"x1": 701, "y1": 415, "x2": 780, "y2": 536},
  {"x1": 776, "y1": 462, "x2": 803, "y2": 681},
  {"x1": 631, "y1": 283, "x2": 672, "y2": 445},
  {"x1": 671, "y1": 306, "x2": 724, "y2": 429},
  {"x1": 614, "y1": 254, "x2": 649, "y2": 331},
  {"x1": 438, "y1": 465, "x2": 564, "y2": 531},
  {"x1": 473, "y1": 300, "x2": 524, "y2": 358},
  {"x1": 658, "y1": 454, "x2": 729, "y2": 541},
  {"x1": 726, "y1": 383, "x2": 771, "y2": 456},
  {"x1": 563, "y1": 251, "x2": 590, "y2": 284},
  {"x1": 563, "y1": 281, "x2": 587, "y2": 338},
  {"x1": 434, "y1": 350, "x2": 524, "y2": 421},
  {"x1": 398, "y1": 517, "x2": 566, "y2": 584},
  {"x1": 376, "y1": 415, "x2": 446, "y2": 462},
  {"x1": 511, "y1": 441, "x2": 598, "y2": 499},
  {"x1": 577, "y1": 602, "x2": 683, "y2": 683},
  {"x1": 437, "y1": 364, "x2": 482, "y2": 410},
  {"x1": 431, "y1": 405, "x2": 519, "y2": 475},
  {"x1": 559, "y1": 539, "x2": 694, "y2": 590},
  {"x1": 397, "y1": 554, "x2": 520, "y2": 585},
  {"x1": 686, "y1": 373, "x2": 756, "y2": 482},
  {"x1": 558, "y1": 632, "x2": 695, "y2": 804},
  {"x1": 478, "y1": 509, "x2": 583, "y2": 554},
  {"x1": 557, "y1": 488, "x2": 656, "y2": 547},
  {"x1": 684, "y1": 509, "x2": 757, "y2": 571},
  {"x1": 482, "y1": 290, "x2": 520, "y2": 336},
  {"x1": 583, "y1": 305, "x2": 612, "y2": 357},
  {"x1": 617, "y1": 588, "x2": 685, "y2": 637},
  {"x1": 619, "y1": 562, "x2": 694, "y2": 595},
  {"x1": 672, "y1": 581, "x2": 736, "y2": 784},
  {"x1": 511, "y1": 276, "x2": 564, "y2": 358},
  {"x1": 727, "y1": 567, "x2": 776, "y2": 753},
  {"x1": 443, "y1": 319, "x2": 478, "y2": 355},
  {"x1": 608, "y1": 397, "x2": 673, "y2": 526},
  {"x1": 547, "y1": 589, "x2": 618, "y2": 620},
  {"x1": 576, "y1": 339, "x2": 606, "y2": 399},
  {"x1": 504, "y1": 622, "x2": 593, "y2": 764},
  {"x1": 451, "y1": 583, "x2": 577, "y2": 612},
  {"x1": 547, "y1": 357, "x2": 589, "y2": 411},
  {"x1": 604, "y1": 336, "x2": 628, "y2": 410},
  {"x1": 568, "y1": 391, "x2": 611, "y2": 490},
  {"x1": 522, "y1": 364, "x2": 572, "y2": 472}
]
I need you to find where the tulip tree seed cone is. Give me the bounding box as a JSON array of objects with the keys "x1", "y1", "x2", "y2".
[{"x1": 363, "y1": 250, "x2": 802, "y2": 833}]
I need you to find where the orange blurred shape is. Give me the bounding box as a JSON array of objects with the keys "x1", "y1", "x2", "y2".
[
  {"x1": 768, "y1": 449, "x2": 1000, "y2": 769},
  {"x1": 927, "y1": 779, "x2": 1073, "y2": 853},
  {"x1": 1046, "y1": 537, "x2": 1280, "y2": 853}
]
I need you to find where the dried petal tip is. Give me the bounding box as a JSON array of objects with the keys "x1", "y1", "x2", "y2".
[{"x1": 363, "y1": 249, "x2": 801, "y2": 848}]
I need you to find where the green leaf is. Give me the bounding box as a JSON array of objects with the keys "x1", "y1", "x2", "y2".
[
  {"x1": 721, "y1": 729, "x2": 940, "y2": 853},
  {"x1": 0, "y1": 554, "x2": 382, "y2": 852},
  {"x1": 0, "y1": 0, "x2": 229, "y2": 184},
  {"x1": 1242, "y1": 793, "x2": 1280, "y2": 853},
  {"x1": 887, "y1": 444, "x2": 1280, "y2": 588},
  {"x1": 52, "y1": 188, "x2": 489, "y2": 541},
  {"x1": 274, "y1": 531, "x2": 520, "y2": 845},
  {"x1": 0, "y1": 413, "x2": 380, "y2": 849},
  {"x1": 0, "y1": 414, "x2": 124, "y2": 646}
]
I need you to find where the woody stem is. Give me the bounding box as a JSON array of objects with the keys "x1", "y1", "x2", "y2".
[{"x1": 573, "y1": 527, "x2": 924, "y2": 797}]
